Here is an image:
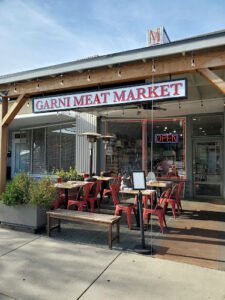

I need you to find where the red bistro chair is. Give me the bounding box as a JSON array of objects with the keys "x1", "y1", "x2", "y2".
[
  {"x1": 160, "y1": 183, "x2": 184, "y2": 219},
  {"x1": 143, "y1": 192, "x2": 167, "y2": 233},
  {"x1": 51, "y1": 197, "x2": 65, "y2": 209},
  {"x1": 86, "y1": 180, "x2": 102, "y2": 212},
  {"x1": 67, "y1": 182, "x2": 95, "y2": 211},
  {"x1": 103, "y1": 176, "x2": 122, "y2": 200},
  {"x1": 110, "y1": 183, "x2": 136, "y2": 229}
]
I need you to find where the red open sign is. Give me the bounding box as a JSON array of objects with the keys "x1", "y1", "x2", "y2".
[{"x1": 155, "y1": 134, "x2": 179, "y2": 143}]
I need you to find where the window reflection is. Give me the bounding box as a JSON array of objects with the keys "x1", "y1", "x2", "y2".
[{"x1": 106, "y1": 118, "x2": 186, "y2": 179}]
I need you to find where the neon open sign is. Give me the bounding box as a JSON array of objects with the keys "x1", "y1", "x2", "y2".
[{"x1": 155, "y1": 134, "x2": 179, "y2": 144}]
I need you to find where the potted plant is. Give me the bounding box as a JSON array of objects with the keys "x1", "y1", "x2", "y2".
[
  {"x1": 55, "y1": 167, "x2": 83, "y2": 182},
  {"x1": 0, "y1": 173, "x2": 57, "y2": 232}
]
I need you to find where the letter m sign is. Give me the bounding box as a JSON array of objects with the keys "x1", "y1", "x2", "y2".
[
  {"x1": 147, "y1": 26, "x2": 170, "y2": 46},
  {"x1": 148, "y1": 28, "x2": 161, "y2": 46}
]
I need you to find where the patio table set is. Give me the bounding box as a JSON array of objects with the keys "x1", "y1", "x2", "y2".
[{"x1": 53, "y1": 175, "x2": 184, "y2": 233}]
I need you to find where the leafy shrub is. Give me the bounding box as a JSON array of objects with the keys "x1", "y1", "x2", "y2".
[
  {"x1": 55, "y1": 167, "x2": 83, "y2": 182},
  {"x1": 29, "y1": 177, "x2": 57, "y2": 209},
  {"x1": 0, "y1": 173, "x2": 57, "y2": 208},
  {"x1": 0, "y1": 173, "x2": 30, "y2": 205}
]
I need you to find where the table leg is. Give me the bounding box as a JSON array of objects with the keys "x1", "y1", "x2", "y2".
[
  {"x1": 64, "y1": 189, "x2": 69, "y2": 208},
  {"x1": 58, "y1": 219, "x2": 61, "y2": 232}
]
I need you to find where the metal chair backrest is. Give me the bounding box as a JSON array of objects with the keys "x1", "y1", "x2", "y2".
[
  {"x1": 90, "y1": 180, "x2": 101, "y2": 199},
  {"x1": 110, "y1": 184, "x2": 120, "y2": 205},
  {"x1": 83, "y1": 182, "x2": 95, "y2": 201},
  {"x1": 160, "y1": 188, "x2": 172, "y2": 202}
]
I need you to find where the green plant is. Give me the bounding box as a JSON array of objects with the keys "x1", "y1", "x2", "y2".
[
  {"x1": 0, "y1": 173, "x2": 30, "y2": 205},
  {"x1": 29, "y1": 177, "x2": 57, "y2": 209},
  {"x1": 0, "y1": 173, "x2": 57, "y2": 208},
  {"x1": 55, "y1": 167, "x2": 83, "y2": 181}
]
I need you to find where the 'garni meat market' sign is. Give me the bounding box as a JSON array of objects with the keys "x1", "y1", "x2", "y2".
[{"x1": 33, "y1": 79, "x2": 187, "y2": 113}]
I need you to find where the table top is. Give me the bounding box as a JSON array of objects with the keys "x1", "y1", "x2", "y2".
[
  {"x1": 119, "y1": 189, "x2": 156, "y2": 196},
  {"x1": 146, "y1": 180, "x2": 172, "y2": 188},
  {"x1": 54, "y1": 182, "x2": 88, "y2": 189},
  {"x1": 93, "y1": 176, "x2": 114, "y2": 181}
]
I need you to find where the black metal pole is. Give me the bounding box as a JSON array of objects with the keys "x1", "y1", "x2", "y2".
[
  {"x1": 134, "y1": 190, "x2": 153, "y2": 255},
  {"x1": 137, "y1": 190, "x2": 145, "y2": 248}
]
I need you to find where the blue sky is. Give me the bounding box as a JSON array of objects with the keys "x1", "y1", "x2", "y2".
[{"x1": 0, "y1": 0, "x2": 225, "y2": 76}]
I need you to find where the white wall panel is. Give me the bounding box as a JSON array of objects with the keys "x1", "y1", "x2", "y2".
[{"x1": 76, "y1": 113, "x2": 97, "y2": 173}]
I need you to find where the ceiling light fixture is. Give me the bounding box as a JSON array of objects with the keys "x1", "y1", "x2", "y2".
[
  {"x1": 60, "y1": 74, "x2": 64, "y2": 85},
  {"x1": 191, "y1": 51, "x2": 195, "y2": 67},
  {"x1": 152, "y1": 59, "x2": 156, "y2": 72}
]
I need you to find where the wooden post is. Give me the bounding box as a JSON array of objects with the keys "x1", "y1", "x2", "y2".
[
  {"x1": 0, "y1": 94, "x2": 28, "y2": 193},
  {"x1": 0, "y1": 96, "x2": 8, "y2": 193}
]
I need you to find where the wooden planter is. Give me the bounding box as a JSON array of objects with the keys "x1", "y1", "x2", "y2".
[{"x1": 0, "y1": 202, "x2": 47, "y2": 233}]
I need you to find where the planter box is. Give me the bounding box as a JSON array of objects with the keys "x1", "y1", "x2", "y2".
[{"x1": 0, "y1": 202, "x2": 47, "y2": 233}]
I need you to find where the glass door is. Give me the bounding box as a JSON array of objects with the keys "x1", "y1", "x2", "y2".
[
  {"x1": 193, "y1": 139, "x2": 223, "y2": 198},
  {"x1": 11, "y1": 132, "x2": 31, "y2": 177}
]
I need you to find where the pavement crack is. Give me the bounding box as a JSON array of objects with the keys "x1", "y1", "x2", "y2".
[
  {"x1": 0, "y1": 291, "x2": 16, "y2": 299},
  {"x1": 0, "y1": 236, "x2": 41, "y2": 258},
  {"x1": 76, "y1": 251, "x2": 122, "y2": 300}
]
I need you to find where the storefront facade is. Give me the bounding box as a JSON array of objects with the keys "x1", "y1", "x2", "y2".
[{"x1": 1, "y1": 29, "x2": 225, "y2": 201}]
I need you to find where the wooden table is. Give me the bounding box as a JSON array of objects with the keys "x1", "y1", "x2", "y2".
[
  {"x1": 146, "y1": 180, "x2": 172, "y2": 188},
  {"x1": 146, "y1": 180, "x2": 172, "y2": 200},
  {"x1": 54, "y1": 181, "x2": 88, "y2": 205},
  {"x1": 47, "y1": 209, "x2": 121, "y2": 249},
  {"x1": 119, "y1": 189, "x2": 156, "y2": 197},
  {"x1": 93, "y1": 176, "x2": 114, "y2": 181},
  {"x1": 93, "y1": 176, "x2": 114, "y2": 201}
]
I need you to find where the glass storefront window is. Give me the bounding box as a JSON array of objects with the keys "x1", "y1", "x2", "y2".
[
  {"x1": 148, "y1": 119, "x2": 185, "y2": 179},
  {"x1": 192, "y1": 115, "x2": 223, "y2": 136},
  {"x1": 46, "y1": 123, "x2": 76, "y2": 172},
  {"x1": 32, "y1": 128, "x2": 46, "y2": 174},
  {"x1": 12, "y1": 122, "x2": 76, "y2": 176},
  {"x1": 60, "y1": 124, "x2": 76, "y2": 171},
  {"x1": 106, "y1": 118, "x2": 186, "y2": 179},
  {"x1": 106, "y1": 121, "x2": 142, "y2": 175}
]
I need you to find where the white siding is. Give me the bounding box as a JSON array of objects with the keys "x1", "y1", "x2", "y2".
[{"x1": 76, "y1": 113, "x2": 97, "y2": 173}]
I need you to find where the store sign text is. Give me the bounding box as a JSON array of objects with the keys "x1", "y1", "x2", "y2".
[
  {"x1": 155, "y1": 134, "x2": 179, "y2": 144},
  {"x1": 33, "y1": 79, "x2": 186, "y2": 113}
]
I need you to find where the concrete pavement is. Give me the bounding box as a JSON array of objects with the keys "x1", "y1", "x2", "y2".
[{"x1": 0, "y1": 227, "x2": 225, "y2": 300}]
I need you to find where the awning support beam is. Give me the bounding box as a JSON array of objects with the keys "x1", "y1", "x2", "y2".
[{"x1": 198, "y1": 68, "x2": 225, "y2": 95}]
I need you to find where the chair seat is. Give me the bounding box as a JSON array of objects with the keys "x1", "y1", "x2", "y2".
[
  {"x1": 119, "y1": 202, "x2": 135, "y2": 207},
  {"x1": 143, "y1": 206, "x2": 166, "y2": 233}
]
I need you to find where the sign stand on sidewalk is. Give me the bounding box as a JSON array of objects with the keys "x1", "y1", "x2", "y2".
[{"x1": 132, "y1": 171, "x2": 154, "y2": 255}]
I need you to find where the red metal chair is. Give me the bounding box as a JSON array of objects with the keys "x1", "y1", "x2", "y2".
[
  {"x1": 159, "y1": 183, "x2": 184, "y2": 219},
  {"x1": 103, "y1": 176, "x2": 122, "y2": 200},
  {"x1": 67, "y1": 182, "x2": 95, "y2": 211},
  {"x1": 110, "y1": 183, "x2": 136, "y2": 229},
  {"x1": 86, "y1": 180, "x2": 102, "y2": 212},
  {"x1": 51, "y1": 197, "x2": 65, "y2": 209},
  {"x1": 142, "y1": 193, "x2": 167, "y2": 233}
]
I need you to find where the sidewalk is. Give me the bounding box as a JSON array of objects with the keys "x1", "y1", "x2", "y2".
[{"x1": 0, "y1": 227, "x2": 224, "y2": 300}]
